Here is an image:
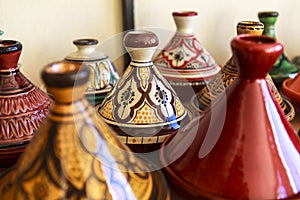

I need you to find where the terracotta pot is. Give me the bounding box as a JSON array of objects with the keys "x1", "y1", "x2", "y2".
[
  {"x1": 192, "y1": 20, "x2": 295, "y2": 121},
  {"x1": 153, "y1": 11, "x2": 220, "y2": 103},
  {"x1": 0, "y1": 60, "x2": 170, "y2": 199},
  {"x1": 282, "y1": 72, "x2": 300, "y2": 108},
  {"x1": 0, "y1": 40, "x2": 51, "y2": 168},
  {"x1": 64, "y1": 38, "x2": 119, "y2": 105},
  {"x1": 161, "y1": 35, "x2": 300, "y2": 199},
  {"x1": 98, "y1": 30, "x2": 187, "y2": 153}
]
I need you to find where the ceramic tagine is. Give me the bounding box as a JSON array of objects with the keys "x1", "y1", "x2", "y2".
[
  {"x1": 0, "y1": 60, "x2": 170, "y2": 200},
  {"x1": 160, "y1": 35, "x2": 300, "y2": 199},
  {"x1": 0, "y1": 40, "x2": 51, "y2": 168},
  {"x1": 65, "y1": 38, "x2": 119, "y2": 105},
  {"x1": 258, "y1": 11, "x2": 299, "y2": 85},
  {"x1": 98, "y1": 30, "x2": 187, "y2": 153},
  {"x1": 153, "y1": 11, "x2": 220, "y2": 103},
  {"x1": 192, "y1": 21, "x2": 295, "y2": 122}
]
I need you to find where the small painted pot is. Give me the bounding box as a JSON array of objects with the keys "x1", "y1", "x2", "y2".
[
  {"x1": 153, "y1": 11, "x2": 220, "y2": 103},
  {"x1": 98, "y1": 30, "x2": 187, "y2": 153},
  {"x1": 65, "y1": 38, "x2": 119, "y2": 105}
]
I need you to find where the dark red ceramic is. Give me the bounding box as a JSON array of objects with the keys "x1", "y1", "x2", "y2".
[
  {"x1": 0, "y1": 40, "x2": 51, "y2": 168},
  {"x1": 161, "y1": 35, "x2": 300, "y2": 199}
]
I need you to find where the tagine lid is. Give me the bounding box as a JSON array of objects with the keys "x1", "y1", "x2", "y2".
[
  {"x1": 98, "y1": 30, "x2": 186, "y2": 129},
  {"x1": 153, "y1": 11, "x2": 220, "y2": 84},
  {"x1": 0, "y1": 60, "x2": 170, "y2": 200},
  {"x1": 0, "y1": 40, "x2": 51, "y2": 146},
  {"x1": 65, "y1": 38, "x2": 107, "y2": 61},
  {"x1": 282, "y1": 72, "x2": 300, "y2": 103},
  {"x1": 161, "y1": 35, "x2": 300, "y2": 199}
]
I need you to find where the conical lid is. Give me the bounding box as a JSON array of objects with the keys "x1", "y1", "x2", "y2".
[
  {"x1": 258, "y1": 11, "x2": 299, "y2": 85},
  {"x1": 153, "y1": 11, "x2": 220, "y2": 98},
  {"x1": 0, "y1": 61, "x2": 170, "y2": 200},
  {"x1": 0, "y1": 40, "x2": 51, "y2": 146},
  {"x1": 192, "y1": 21, "x2": 295, "y2": 121},
  {"x1": 161, "y1": 35, "x2": 300, "y2": 199},
  {"x1": 98, "y1": 31, "x2": 186, "y2": 152},
  {"x1": 65, "y1": 38, "x2": 119, "y2": 105}
]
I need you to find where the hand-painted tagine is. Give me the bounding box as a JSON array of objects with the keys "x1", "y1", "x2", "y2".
[
  {"x1": 153, "y1": 11, "x2": 220, "y2": 102},
  {"x1": 192, "y1": 20, "x2": 295, "y2": 122},
  {"x1": 0, "y1": 40, "x2": 51, "y2": 168},
  {"x1": 0, "y1": 60, "x2": 170, "y2": 200},
  {"x1": 98, "y1": 30, "x2": 187, "y2": 153},
  {"x1": 161, "y1": 35, "x2": 300, "y2": 199},
  {"x1": 258, "y1": 11, "x2": 299, "y2": 85},
  {"x1": 65, "y1": 38, "x2": 119, "y2": 105}
]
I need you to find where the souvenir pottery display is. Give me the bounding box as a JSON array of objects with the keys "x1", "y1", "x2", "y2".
[
  {"x1": 0, "y1": 40, "x2": 51, "y2": 168},
  {"x1": 258, "y1": 11, "x2": 299, "y2": 85},
  {"x1": 160, "y1": 35, "x2": 300, "y2": 199},
  {"x1": 153, "y1": 11, "x2": 220, "y2": 103},
  {"x1": 65, "y1": 38, "x2": 119, "y2": 105},
  {"x1": 192, "y1": 21, "x2": 295, "y2": 121},
  {"x1": 0, "y1": 61, "x2": 170, "y2": 200},
  {"x1": 98, "y1": 30, "x2": 187, "y2": 153}
]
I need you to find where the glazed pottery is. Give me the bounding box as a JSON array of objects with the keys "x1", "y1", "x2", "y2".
[
  {"x1": 98, "y1": 30, "x2": 187, "y2": 153},
  {"x1": 192, "y1": 21, "x2": 295, "y2": 121},
  {"x1": 0, "y1": 61, "x2": 170, "y2": 200},
  {"x1": 0, "y1": 40, "x2": 51, "y2": 168},
  {"x1": 258, "y1": 11, "x2": 299, "y2": 85},
  {"x1": 65, "y1": 38, "x2": 119, "y2": 105},
  {"x1": 282, "y1": 72, "x2": 300, "y2": 107},
  {"x1": 160, "y1": 35, "x2": 300, "y2": 199},
  {"x1": 153, "y1": 11, "x2": 220, "y2": 103}
]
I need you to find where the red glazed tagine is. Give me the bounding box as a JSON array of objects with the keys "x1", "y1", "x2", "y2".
[
  {"x1": 160, "y1": 35, "x2": 300, "y2": 199},
  {"x1": 0, "y1": 40, "x2": 51, "y2": 168},
  {"x1": 153, "y1": 11, "x2": 220, "y2": 103}
]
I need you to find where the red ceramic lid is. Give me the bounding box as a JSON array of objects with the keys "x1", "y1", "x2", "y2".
[{"x1": 282, "y1": 73, "x2": 300, "y2": 103}]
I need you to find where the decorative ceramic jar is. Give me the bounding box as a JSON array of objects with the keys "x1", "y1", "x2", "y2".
[
  {"x1": 258, "y1": 11, "x2": 299, "y2": 85},
  {"x1": 98, "y1": 30, "x2": 187, "y2": 153},
  {"x1": 65, "y1": 38, "x2": 119, "y2": 105},
  {"x1": 192, "y1": 21, "x2": 295, "y2": 121},
  {"x1": 153, "y1": 11, "x2": 220, "y2": 103},
  {"x1": 0, "y1": 60, "x2": 170, "y2": 200},
  {"x1": 0, "y1": 40, "x2": 51, "y2": 168},
  {"x1": 160, "y1": 35, "x2": 300, "y2": 199}
]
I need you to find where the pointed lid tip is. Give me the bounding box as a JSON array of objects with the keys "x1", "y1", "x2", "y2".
[
  {"x1": 0, "y1": 40, "x2": 22, "y2": 54},
  {"x1": 258, "y1": 11, "x2": 279, "y2": 18},
  {"x1": 172, "y1": 11, "x2": 198, "y2": 17},
  {"x1": 73, "y1": 38, "x2": 98, "y2": 46},
  {"x1": 231, "y1": 34, "x2": 283, "y2": 78},
  {"x1": 124, "y1": 30, "x2": 159, "y2": 48},
  {"x1": 41, "y1": 60, "x2": 90, "y2": 88}
]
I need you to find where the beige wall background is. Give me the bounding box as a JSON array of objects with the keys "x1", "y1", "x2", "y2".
[
  {"x1": 135, "y1": 0, "x2": 300, "y2": 68},
  {"x1": 0, "y1": 0, "x2": 123, "y2": 86},
  {"x1": 1, "y1": 0, "x2": 300, "y2": 87}
]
